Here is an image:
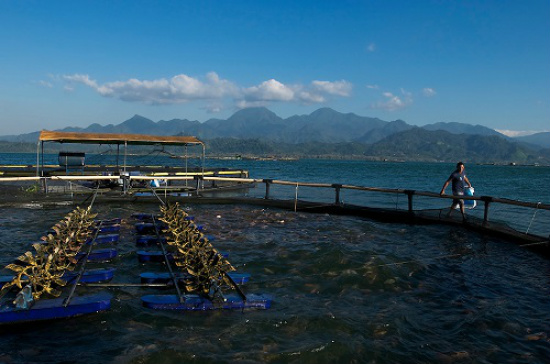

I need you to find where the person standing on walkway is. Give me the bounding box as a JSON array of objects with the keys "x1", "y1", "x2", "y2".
[{"x1": 440, "y1": 161, "x2": 472, "y2": 221}]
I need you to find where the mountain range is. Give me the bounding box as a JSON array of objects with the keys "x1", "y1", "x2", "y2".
[{"x1": 1, "y1": 107, "x2": 548, "y2": 163}]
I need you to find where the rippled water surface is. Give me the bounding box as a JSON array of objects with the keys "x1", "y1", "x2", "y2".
[{"x1": 1, "y1": 201, "x2": 549, "y2": 364}]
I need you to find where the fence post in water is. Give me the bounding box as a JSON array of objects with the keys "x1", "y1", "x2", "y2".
[
  {"x1": 332, "y1": 184, "x2": 342, "y2": 205},
  {"x1": 405, "y1": 190, "x2": 415, "y2": 216},
  {"x1": 263, "y1": 179, "x2": 273, "y2": 199},
  {"x1": 481, "y1": 196, "x2": 492, "y2": 224}
]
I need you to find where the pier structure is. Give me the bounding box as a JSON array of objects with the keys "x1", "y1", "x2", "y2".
[
  {"x1": 0, "y1": 130, "x2": 251, "y2": 196},
  {"x1": 0, "y1": 131, "x2": 547, "y2": 256}
]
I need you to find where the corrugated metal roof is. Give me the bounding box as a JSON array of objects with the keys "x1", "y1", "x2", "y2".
[{"x1": 39, "y1": 130, "x2": 204, "y2": 146}]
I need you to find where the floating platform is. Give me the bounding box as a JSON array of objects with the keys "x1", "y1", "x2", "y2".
[
  {"x1": 0, "y1": 292, "x2": 112, "y2": 325},
  {"x1": 141, "y1": 293, "x2": 271, "y2": 311},
  {"x1": 137, "y1": 250, "x2": 174, "y2": 263},
  {"x1": 63, "y1": 268, "x2": 115, "y2": 284},
  {"x1": 136, "y1": 235, "x2": 167, "y2": 246},
  {"x1": 134, "y1": 222, "x2": 167, "y2": 234},
  {"x1": 86, "y1": 233, "x2": 119, "y2": 245},
  {"x1": 92, "y1": 224, "x2": 121, "y2": 234},
  {"x1": 76, "y1": 248, "x2": 118, "y2": 262}
]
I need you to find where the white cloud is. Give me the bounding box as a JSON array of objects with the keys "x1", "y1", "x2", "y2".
[
  {"x1": 372, "y1": 88, "x2": 413, "y2": 111},
  {"x1": 296, "y1": 90, "x2": 325, "y2": 103},
  {"x1": 37, "y1": 80, "x2": 53, "y2": 88},
  {"x1": 366, "y1": 84, "x2": 379, "y2": 90},
  {"x1": 367, "y1": 43, "x2": 376, "y2": 52},
  {"x1": 242, "y1": 79, "x2": 295, "y2": 102},
  {"x1": 63, "y1": 72, "x2": 238, "y2": 104},
  {"x1": 496, "y1": 129, "x2": 547, "y2": 137},
  {"x1": 423, "y1": 87, "x2": 436, "y2": 97},
  {"x1": 64, "y1": 74, "x2": 99, "y2": 89},
  {"x1": 236, "y1": 100, "x2": 269, "y2": 109},
  {"x1": 311, "y1": 80, "x2": 352, "y2": 97},
  {"x1": 61, "y1": 72, "x2": 352, "y2": 111}
]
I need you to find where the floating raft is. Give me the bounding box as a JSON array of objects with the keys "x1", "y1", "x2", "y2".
[
  {"x1": 86, "y1": 233, "x2": 119, "y2": 245},
  {"x1": 76, "y1": 248, "x2": 118, "y2": 262},
  {"x1": 92, "y1": 224, "x2": 121, "y2": 234},
  {"x1": 141, "y1": 293, "x2": 271, "y2": 311},
  {"x1": 63, "y1": 268, "x2": 115, "y2": 284},
  {"x1": 134, "y1": 222, "x2": 167, "y2": 234},
  {"x1": 137, "y1": 250, "x2": 174, "y2": 263},
  {"x1": 136, "y1": 235, "x2": 167, "y2": 246},
  {"x1": 0, "y1": 292, "x2": 112, "y2": 324},
  {"x1": 140, "y1": 271, "x2": 250, "y2": 285}
]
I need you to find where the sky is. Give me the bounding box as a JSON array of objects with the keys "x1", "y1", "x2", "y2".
[{"x1": 1, "y1": 0, "x2": 549, "y2": 136}]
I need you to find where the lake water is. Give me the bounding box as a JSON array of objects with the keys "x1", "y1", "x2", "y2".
[{"x1": 0, "y1": 153, "x2": 549, "y2": 363}]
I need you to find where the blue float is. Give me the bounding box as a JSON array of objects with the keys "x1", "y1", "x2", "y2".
[
  {"x1": 0, "y1": 292, "x2": 112, "y2": 324},
  {"x1": 141, "y1": 293, "x2": 271, "y2": 311}
]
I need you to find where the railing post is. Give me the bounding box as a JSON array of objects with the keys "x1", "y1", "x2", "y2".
[
  {"x1": 122, "y1": 174, "x2": 130, "y2": 195},
  {"x1": 212, "y1": 172, "x2": 218, "y2": 188},
  {"x1": 332, "y1": 184, "x2": 342, "y2": 205},
  {"x1": 195, "y1": 175, "x2": 202, "y2": 196},
  {"x1": 42, "y1": 177, "x2": 48, "y2": 194},
  {"x1": 405, "y1": 190, "x2": 415, "y2": 216},
  {"x1": 481, "y1": 196, "x2": 492, "y2": 224},
  {"x1": 263, "y1": 179, "x2": 273, "y2": 199}
]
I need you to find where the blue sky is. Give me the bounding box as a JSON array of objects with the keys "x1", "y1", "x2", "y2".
[{"x1": 1, "y1": 0, "x2": 549, "y2": 136}]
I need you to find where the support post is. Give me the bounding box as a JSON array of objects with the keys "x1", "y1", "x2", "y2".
[
  {"x1": 195, "y1": 175, "x2": 201, "y2": 196},
  {"x1": 201, "y1": 144, "x2": 205, "y2": 186},
  {"x1": 185, "y1": 145, "x2": 188, "y2": 187},
  {"x1": 405, "y1": 190, "x2": 415, "y2": 216},
  {"x1": 36, "y1": 141, "x2": 40, "y2": 177},
  {"x1": 116, "y1": 144, "x2": 120, "y2": 171},
  {"x1": 40, "y1": 141, "x2": 47, "y2": 193},
  {"x1": 264, "y1": 179, "x2": 273, "y2": 199},
  {"x1": 123, "y1": 141, "x2": 127, "y2": 174},
  {"x1": 332, "y1": 184, "x2": 342, "y2": 205},
  {"x1": 481, "y1": 196, "x2": 492, "y2": 224}
]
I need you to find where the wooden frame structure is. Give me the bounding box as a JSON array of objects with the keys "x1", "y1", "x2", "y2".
[{"x1": 36, "y1": 130, "x2": 206, "y2": 178}]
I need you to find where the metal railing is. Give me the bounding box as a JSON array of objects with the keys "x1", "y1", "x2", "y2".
[{"x1": 1, "y1": 174, "x2": 548, "y2": 240}]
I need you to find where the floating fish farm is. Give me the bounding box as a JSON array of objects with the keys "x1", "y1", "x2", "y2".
[{"x1": 0, "y1": 199, "x2": 271, "y2": 325}]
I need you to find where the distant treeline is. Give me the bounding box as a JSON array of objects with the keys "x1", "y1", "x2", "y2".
[{"x1": 1, "y1": 137, "x2": 548, "y2": 165}]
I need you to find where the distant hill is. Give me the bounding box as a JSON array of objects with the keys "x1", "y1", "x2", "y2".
[
  {"x1": 513, "y1": 132, "x2": 550, "y2": 149},
  {"x1": 356, "y1": 119, "x2": 413, "y2": 144},
  {"x1": 0, "y1": 107, "x2": 402, "y2": 144},
  {"x1": 421, "y1": 122, "x2": 506, "y2": 137},
  {"x1": 364, "y1": 128, "x2": 546, "y2": 164},
  {"x1": 0, "y1": 107, "x2": 547, "y2": 164}
]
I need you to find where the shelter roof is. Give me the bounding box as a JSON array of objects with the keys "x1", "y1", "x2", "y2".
[{"x1": 38, "y1": 130, "x2": 203, "y2": 146}]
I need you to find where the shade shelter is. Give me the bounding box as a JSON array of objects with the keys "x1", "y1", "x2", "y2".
[{"x1": 37, "y1": 130, "x2": 205, "y2": 178}]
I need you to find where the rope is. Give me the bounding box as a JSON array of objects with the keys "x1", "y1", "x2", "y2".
[
  {"x1": 149, "y1": 185, "x2": 167, "y2": 207},
  {"x1": 88, "y1": 183, "x2": 100, "y2": 210},
  {"x1": 525, "y1": 202, "x2": 541, "y2": 235}
]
